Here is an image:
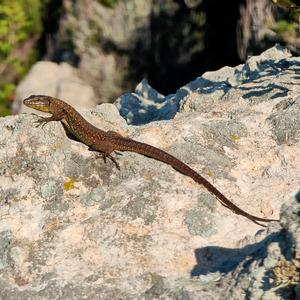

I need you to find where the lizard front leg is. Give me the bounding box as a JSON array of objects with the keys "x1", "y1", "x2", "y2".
[{"x1": 34, "y1": 111, "x2": 66, "y2": 128}]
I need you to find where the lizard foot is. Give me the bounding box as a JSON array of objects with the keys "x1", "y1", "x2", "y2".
[
  {"x1": 34, "y1": 117, "x2": 49, "y2": 128},
  {"x1": 98, "y1": 153, "x2": 120, "y2": 170}
]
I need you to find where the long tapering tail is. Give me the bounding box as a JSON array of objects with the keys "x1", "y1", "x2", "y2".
[{"x1": 112, "y1": 137, "x2": 277, "y2": 226}]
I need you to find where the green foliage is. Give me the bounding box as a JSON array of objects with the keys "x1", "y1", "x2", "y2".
[
  {"x1": 87, "y1": 19, "x2": 103, "y2": 46},
  {"x1": 0, "y1": 0, "x2": 42, "y2": 58},
  {"x1": 271, "y1": 0, "x2": 300, "y2": 39},
  {"x1": 97, "y1": 0, "x2": 119, "y2": 9},
  {"x1": 271, "y1": 10, "x2": 300, "y2": 40},
  {"x1": 0, "y1": 0, "x2": 43, "y2": 115},
  {"x1": 276, "y1": 20, "x2": 297, "y2": 34},
  {"x1": 0, "y1": 83, "x2": 15, "y2": 116},
  {"x1": 272, "y1": 0, "x2": 300, "y2": 11}
]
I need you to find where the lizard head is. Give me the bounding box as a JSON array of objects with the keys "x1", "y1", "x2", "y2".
[{"x1": 23, "y1": 95, "x2": 53, "y2": 113}]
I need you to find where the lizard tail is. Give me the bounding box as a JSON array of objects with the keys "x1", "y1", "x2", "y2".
[{"x1": 112, "y1": 137, "x2": 278, "y2": 226}]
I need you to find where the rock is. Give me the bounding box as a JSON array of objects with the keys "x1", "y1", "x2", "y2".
[
  {"x1": 178, "y1": 44, "x2": 294, "y2": 112},
  {"x1": 121, "y1": 45, "x2": 297, "y2": 126},
  {"x1": 0, "y1": 46, "x2": 299, "y2": 298},
  {"x1": 13, "y1": 61, "x2": 96, "y2": 114},
  {"x1": 115, "y1": 79, "x2": 178, "y2": 125},
  {"x1": 57, "y1": 0, "x2": 152, "y2": 102}
]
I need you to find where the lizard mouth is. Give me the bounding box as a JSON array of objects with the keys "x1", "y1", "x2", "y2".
[{"x1": 23, "y1": 95, "x2": 51, "y2": 113}]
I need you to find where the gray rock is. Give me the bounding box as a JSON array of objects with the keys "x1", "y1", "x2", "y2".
[
  {"x1": 268, "y1": 97, "x2": 300, "y2": 145},
  {"x1": 57, "y1": 0, "x2": 152, "y2": 102},
  {"x1": 0, "y1": 231, "x2": 13, "y2": 270},
  {"x1": 0, "y1": 46, "x2": 299, "y2": 298},
  {"x1": 178, "y1": 45, "x2": 294, "y2": 112},
  {"x1": 120, "y1": 45, "x2": 296, "y2": 126},
  {"x1": 115, "y1": 79, "x2": 178, "y2": 125},
  {"x1": 184, "y1": 194, "x2": 217, "y2": 237},
  {"x1": 13, "y1": 61, "x2": 96, "y2": 114}
]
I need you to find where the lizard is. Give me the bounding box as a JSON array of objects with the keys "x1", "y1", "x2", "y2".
[{"x1": 23, "y1": 95, "x2": 278, "y2": 226}]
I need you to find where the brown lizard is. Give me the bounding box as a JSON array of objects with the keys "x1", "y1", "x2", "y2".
[{"x1": 23, "y1": 95, "x2": 278, "y2": 226}]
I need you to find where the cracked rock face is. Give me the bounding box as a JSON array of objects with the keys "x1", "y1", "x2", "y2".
[{"x1": 0, "y1": 46, "x2": 299, "y2": 299}]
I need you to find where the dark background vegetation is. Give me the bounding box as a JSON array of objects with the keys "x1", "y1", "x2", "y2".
[{"x1": 0, "y1": 0, "x2": 299, "y2": 115}]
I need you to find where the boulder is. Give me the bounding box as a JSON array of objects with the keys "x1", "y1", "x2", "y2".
[
  {"x1": 13, "y1": 61, "x2": 96, "y2": 114},
  {"x1": 0, "y1": 46, "x2": 299, "y2": 298}
]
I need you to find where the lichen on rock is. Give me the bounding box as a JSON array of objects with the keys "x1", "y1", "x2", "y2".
[{"x1": 0, "y1": 46, "x2": 299, "y2": 298}]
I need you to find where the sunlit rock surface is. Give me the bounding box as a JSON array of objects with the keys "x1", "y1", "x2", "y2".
[{"x1": 0, "y1": 46, "x2": 299, "y2": 299}]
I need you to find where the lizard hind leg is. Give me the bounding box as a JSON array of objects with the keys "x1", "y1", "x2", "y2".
[
  {"x1": 88, "y1": 144, "x2": 120, "y2": 170},
  {"x1": 98, "y1": 152, "x2": 120, "y2": 170}
]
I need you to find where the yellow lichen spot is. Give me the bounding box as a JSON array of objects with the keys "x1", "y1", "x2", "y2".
[
  {"x1": 207, "y1": 170, "x2": 214, "y2": 177},
  {"x1": 271, "y1": 258, "x2": 300, "y2": 287},
  {"x1": 64, "y1": 177, "x2": 76, "y2": 191},
  {"x1": 52, "y1": 144, "x2": 63, "y2": 151},
  {"x1": 230, "y1": 134, "x2": 240, "y2": 142}
]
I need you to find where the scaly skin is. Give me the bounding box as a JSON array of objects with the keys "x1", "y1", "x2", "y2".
[{"x1": 23, "y1": 95, "x2": 278, "y2": 226}]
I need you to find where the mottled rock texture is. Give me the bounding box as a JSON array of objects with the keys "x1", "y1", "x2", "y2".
[{"x1": 1, "y1": 46, "x2": 299, "y2": 299}]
